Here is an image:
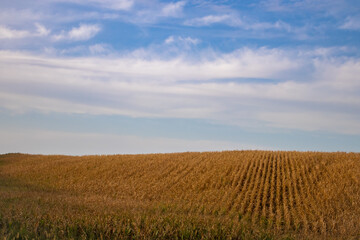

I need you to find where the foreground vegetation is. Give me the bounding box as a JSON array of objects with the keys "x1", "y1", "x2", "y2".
[{"x1": 1, "y1": 151, "x2": 359, "y2": 239}]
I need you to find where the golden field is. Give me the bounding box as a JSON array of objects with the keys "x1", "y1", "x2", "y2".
[{"x1": 0, "y1": 151, "x2": 359, "y2": 239}]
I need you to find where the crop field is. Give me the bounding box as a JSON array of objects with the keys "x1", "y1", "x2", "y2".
[{"x1": 1, "y1": 151, "x2": 360, "y2": 239}]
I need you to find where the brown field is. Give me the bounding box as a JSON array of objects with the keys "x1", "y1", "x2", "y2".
[{"x1": 1, "y1": 151, "x2": 360, "y2": 239}]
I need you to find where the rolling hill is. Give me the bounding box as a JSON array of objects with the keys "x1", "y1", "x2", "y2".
[{"x1": 1, "y1": 151, "x2": 359, "y2": 239}]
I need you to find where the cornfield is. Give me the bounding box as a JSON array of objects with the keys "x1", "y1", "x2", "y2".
[{"x1": 1, "y1": 151, "x2": 359, "y2": 239}]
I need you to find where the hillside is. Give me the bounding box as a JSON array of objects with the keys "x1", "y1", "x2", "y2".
[{"x1": 1, "y1": 151, "x2": 359, "y2": 239}]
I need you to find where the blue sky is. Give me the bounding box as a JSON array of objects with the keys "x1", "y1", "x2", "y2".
[{"x1": 0, "y1": 0, "x2": 360, "y2": 154}]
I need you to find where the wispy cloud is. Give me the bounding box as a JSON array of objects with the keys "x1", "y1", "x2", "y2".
[
  {"x1": 164, "y1": 35, "x2": 200, "y2": 46},
  {"x1": 89, "y1": 43, "x2": 112, "y2": 54},
  {"x1": 1, "y1": 46, "x2": 359, "y2": 134},
  {"x1": 0, "y1": 8, "x2": 44, "y2": 26},
  {"x1": 184, "y1": 14, "x2": 239, "y2": 26},
  {"x1": 0, "y1": 25, "x2": 30, "y2": 39},
  {"x1": 340, "y1": 16, "x2": 360, "y2": 30},
  {"x1": 0, "y1": 24, "x2": 50, "y2": 39},
  {"x1": 52, "y1": 24, "x2": 101, "y2": 41},
  {"x1": 35, "y1": 23, "x2": 51, "y2": 36},
  {"x1": 260, "y1": 0, "x2": 350, "y2": 15},
  {"x1": 94, "y1": 0, "x2": 134, "y2": 11},
  {"x1": 184, "y1": 14, "x2": 293, "y2": 33},
  {"x1": 132, "y1": 1, "x2": 187, "y2": 24},
  {"x1": 54, "y1": 0, "x2": 135, "y2": 11},
  {"x1": 161, "y1": 1, "x2": 186, "y2": 17},
  {"x1": 249, "y1": 20, "x2": 291, "y2": 31}
]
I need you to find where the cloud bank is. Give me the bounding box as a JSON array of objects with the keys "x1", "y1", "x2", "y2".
[{"x1": 1, "y1": 45, "x2": 359, "y2": 135}]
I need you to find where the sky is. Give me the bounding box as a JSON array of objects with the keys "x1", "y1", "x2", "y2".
[{"x1": 0, "y1": 0, "x2": 360, "y2": 155}]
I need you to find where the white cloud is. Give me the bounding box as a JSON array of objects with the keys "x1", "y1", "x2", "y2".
[
  {"x1": 99, "y1": 0, "x2": 134, "y2": 10},
  {"x1": 42, "y1": 44, "x2": 111, "y2": 56},
  {"x1": 51, "y1": 0, "x2": 134, "y2": 11},
  {"x1": 0, "y1": 9, "x2": 40, "y2": 27},
  {"x1": 0, "y1": 8, "x2": 121, "y2": 29},
  {"x1": 53, "y1": 24, "x2": 101, "y2": 41},
  {"x1": 184, "y1": 14, "x2": 293, "y2": 33},
  {"x1": 314, "y1": 58, "x2": 360, "y2": 89},
  {"x1": 184, "y1": 14, "x2": 239, "y2": 27},
  {"x1": 260, "y1": 0, "x2": 347, "y2": 16},
  {"x1": 249, "y1": 20, "x2": 292, "y2": 31},
  {"x1": 0, "y1": 24, "x2": 50, "y2": 39},
  {"x1": 0, "y1": 25, "x2": 30, "y2": 39},
  {"x1": 127, "y1": 1, "x2": 187, "y2": 24},
  {"x1": 0, "y1": 48, "x2": 359, "y2": 135},
  {"x1": 66, "y1": 24, "x2": 100, "y2": 40},
  {"x1": 35, "y1": 23, "x2": 50, "y2": 36},
  {"x1": 164, "y1": 35, "x2": 175, "y2": 44},
  {"x1": 340, "y1": 16, "x2": 360, "y2": 30},
  {"x1": 260, "y1": 0, "x2": 290, "y2": 12},
  {"x1": 161, "y1": 1, "x2": 186, "y2": 17},
  {"x1": 89, "y1": 44, "x2": 111, "y2": 54},
  {"x1": 164, "y1": 35, "x2": 200, "y2": 46}
]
